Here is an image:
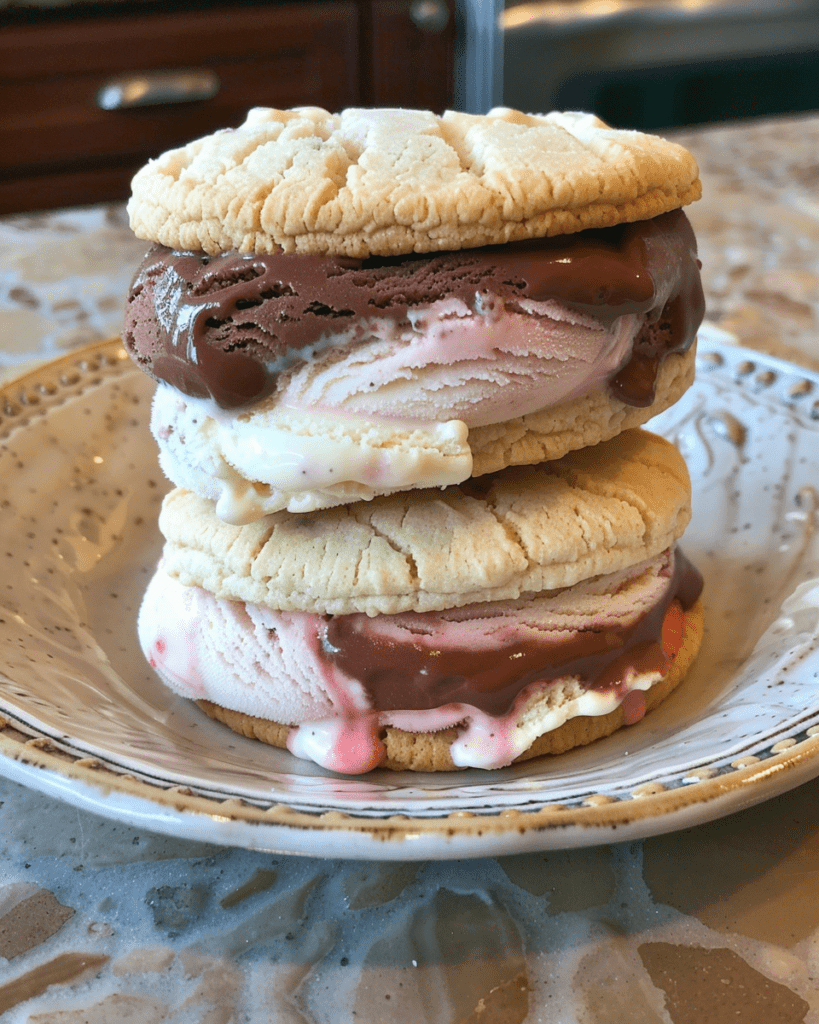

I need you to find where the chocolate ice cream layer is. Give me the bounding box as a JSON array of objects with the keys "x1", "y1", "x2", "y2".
[{"x1": 123, "y1": 210, "x2": 704, "y2": 411}]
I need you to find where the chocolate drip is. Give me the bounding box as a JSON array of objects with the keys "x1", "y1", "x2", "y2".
[
  {"x1": 609, "y1": 260, "x2": 704, "y2": 406},
  {"x1": 123, "y1": 209, "x2": 704, "y2": 411},
  {"x1": 322, "y1": 550, "x2": 703, "y2": 718}
]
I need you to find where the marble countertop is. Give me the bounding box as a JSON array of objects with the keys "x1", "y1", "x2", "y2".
[{"x1": 1, "y1": 113, "x2": 819, "y2": 1023}]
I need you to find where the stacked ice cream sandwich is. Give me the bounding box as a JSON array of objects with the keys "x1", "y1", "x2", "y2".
[{"x1": 124, "y1": 106, "x2": 705, "y2": 773}]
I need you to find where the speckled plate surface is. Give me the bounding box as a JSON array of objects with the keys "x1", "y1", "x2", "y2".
[{"x1": 1, "y1": 333, "x2": 819, "y2": 860}]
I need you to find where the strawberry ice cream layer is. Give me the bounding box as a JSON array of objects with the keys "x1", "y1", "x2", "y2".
[
  {"x1": 139, "y1": 549, "x2": 693, "y2": 773},
  {"x1": 149, "y1": 299, "x2": 638, "y2": 521}
]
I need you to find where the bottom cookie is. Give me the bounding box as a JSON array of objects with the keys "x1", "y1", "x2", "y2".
[{"x1": 197, "y1": 599, "x2": 704, "y2": 774}]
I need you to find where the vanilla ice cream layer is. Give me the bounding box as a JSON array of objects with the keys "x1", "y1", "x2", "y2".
[
  {"x1": 150, "y1": 297, "x2": 638, "y2": 522},
  {"x1": 139, "y1": 550, "x2": 691, "y2": 773}
]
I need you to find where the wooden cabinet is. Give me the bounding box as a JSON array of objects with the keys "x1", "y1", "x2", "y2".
[
  {"x1": 0, "y1": 0, "x2": 455, "y2": 214},
  {"x1": 367, "y1": 0, "x2": 455, "y2": 111}
]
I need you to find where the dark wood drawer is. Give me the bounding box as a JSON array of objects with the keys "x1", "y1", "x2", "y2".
[
  {"x1": 0, "y1": 3, "x2": 361, "y2": 212},
  {"x1": 0, "y1": 0, "x2": 456, "y2": 214},
  {"x1": 369, "y1": 0, "x2": 454, "y2": 113}
]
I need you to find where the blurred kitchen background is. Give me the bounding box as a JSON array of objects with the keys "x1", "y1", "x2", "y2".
[
  {"x1": 497, "y1": 0, "x2": 819, "y2": 128},
  {"x1": 1, "y1": 0, "x2": 819, "y2": 212}
]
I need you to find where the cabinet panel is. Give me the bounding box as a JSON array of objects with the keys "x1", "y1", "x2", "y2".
[
  {"x1": 367, "y1": 0, "x2": 455, "y2": 112},
  {"x1": 0, "y1": 3, "x2": 360, "y2": 212},
  {"x1": 2, "y1": 4, "x2": 357, "y2": 80}
]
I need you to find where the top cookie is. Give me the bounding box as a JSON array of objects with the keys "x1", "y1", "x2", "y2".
[{"x1": 127, "y1": 106, "x2": 701, "y2": 258}]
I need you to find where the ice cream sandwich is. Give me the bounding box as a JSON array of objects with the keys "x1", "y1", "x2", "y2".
[
  {"x1": 139, "y1": 429, "x2": 704, "y2": 773},
  {"x1": 123, "y1": 106, "x2": 704, "y2": 523},
  {"x1": 125, "y1": 105, "x2": 705, "y2": 773}
]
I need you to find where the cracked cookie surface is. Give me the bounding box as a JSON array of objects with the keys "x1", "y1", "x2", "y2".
[{"x1": 128, "y1": 107, "x2": 702, "y2": 258}]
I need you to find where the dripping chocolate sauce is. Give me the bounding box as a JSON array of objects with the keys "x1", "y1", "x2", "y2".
[
  {"x1": 124, "y1": 209, "x2": 705, "y2": 411},
  {"x1": 322, "y1": 549, "x2": 703, "y2": 718}
]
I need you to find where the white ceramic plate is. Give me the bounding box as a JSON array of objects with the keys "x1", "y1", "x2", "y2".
[{"x1": 1, "y1": 333, "x2": 819, "y2": 860}]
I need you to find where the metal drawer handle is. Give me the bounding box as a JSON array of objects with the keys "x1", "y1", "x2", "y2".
[{"x1": 96, "y1": 69, "x2": 220, "y2": 110}]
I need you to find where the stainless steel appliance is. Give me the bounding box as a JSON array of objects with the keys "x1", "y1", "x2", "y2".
[{"x1": 457, "y1": 0, "x2": 819, "y2": 128}]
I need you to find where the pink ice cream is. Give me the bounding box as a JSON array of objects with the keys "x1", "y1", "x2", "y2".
[{"x1": 138, "y1": 548, "x2": 702, "y2": 773}]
